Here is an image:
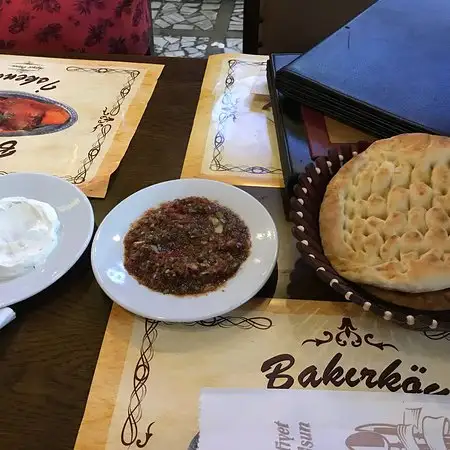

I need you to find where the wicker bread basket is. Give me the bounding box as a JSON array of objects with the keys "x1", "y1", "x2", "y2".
[{"x1": 290, "y1": 143, "x2": 450, "y2": 332}]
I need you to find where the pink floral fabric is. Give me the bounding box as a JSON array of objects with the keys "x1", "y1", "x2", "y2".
[{"x1": 0, "y1": 0, "x2": 151, "y2": 55}]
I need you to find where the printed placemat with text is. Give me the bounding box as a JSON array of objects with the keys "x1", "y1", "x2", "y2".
[
  {"x1": 0, "y1": 55, "x2": 163, "y2": 197},
  {"x1": 75, "y1": 298, "x2": 450, "y2": 450}
]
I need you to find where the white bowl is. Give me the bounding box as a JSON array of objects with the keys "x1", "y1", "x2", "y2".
[
  {"x1": 91, "y1": 179, "x2": 278, "y2": 322},
  {"x1": 0, "y1": 173, "x2": 94, "y2": 307}
]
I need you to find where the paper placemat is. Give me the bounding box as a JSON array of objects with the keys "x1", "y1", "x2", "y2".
[
  {"x1": 301, "y1": 106, "x2": 375, "y2": 158},
  {"x1": 181, "y1": 54, "x2": 283, "y2": 188},
  {"x1": 75, "y1": 299, "x2": 450, "y2": 450},
  {"x1": 0, "y1": 55, "x2": 164, "y2": 197}
]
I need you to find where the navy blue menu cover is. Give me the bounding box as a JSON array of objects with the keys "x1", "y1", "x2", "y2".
[
  {"x1": 276, "y1": 0, "x2": 450, "y2": 138},
  {"x1": 267, "y1": 53, "x2": 310, "y2": 195}
]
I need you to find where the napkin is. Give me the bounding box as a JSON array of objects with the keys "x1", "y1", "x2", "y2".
[
  {"x1": 250, "y1": 64, "x2": 269, "y2": 96},
  {"x1": 0, "y1": 307, "x2": 16, "y2": 331},
  {"x1": 198, "y1": 388, "x2": 450, "y2": 450}
]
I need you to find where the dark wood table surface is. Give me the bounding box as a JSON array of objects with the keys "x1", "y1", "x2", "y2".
[{"x1": 0, "y1": 54, "x2": 341, "y2": 450}]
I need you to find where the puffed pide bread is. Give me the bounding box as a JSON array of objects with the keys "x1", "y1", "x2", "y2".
[{"x1": 320, "y1": 133, "x2": 450, "y2": 293}]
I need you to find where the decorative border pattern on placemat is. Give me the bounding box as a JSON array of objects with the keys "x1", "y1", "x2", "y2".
[
  {"x1": 423, "y1": 331, "x2": 450, "y2": 341},
  {"x1": 121, "y1": 320, "x2": 158, "y2": 448},
  {"x1": 0, "y1": 67, "x2": 141, "y2": 185},
  {"x1": 75, "y1": 300, "x2": 450, "y2": 450},
  {"x1": 181, "y1": 53, "x2": 283, "y2": 188},
  {"x1": 120, "y1": 315, "x2": 273, "y2": 448},
  {"x1": 210, "y1": 59, "x2": 282, "y2": 176},
  {"x1": 0, "y1": 56, "x2": 163, "y2": 197},
  {"x1": 64, "y1": 67, "x2": 141, "y2": 185}
]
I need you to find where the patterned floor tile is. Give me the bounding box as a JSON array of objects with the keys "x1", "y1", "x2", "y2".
[
  {"x1": 152, "y1": 1, "x2": 219, "y2": 31},
  {"x1": 228, "y1": 0, "x2": 243, "y2": 31},
  {"x1": 225, "y1": 37, "x2": 243, "y2": 52},
  {"x1": 154, "y1": 35, "x2": 210, "y2": 57},
  {"x1": 152, "y1": 0, "x2": 243, "y2": 58}
]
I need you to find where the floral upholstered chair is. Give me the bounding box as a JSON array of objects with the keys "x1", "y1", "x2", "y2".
[{"x1": 0, "y1": 0, "x2": 152, "y2": 55}]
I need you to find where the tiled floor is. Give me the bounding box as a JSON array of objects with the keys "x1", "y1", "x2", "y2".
[
  {"x1": 228, "y1": 0, "x2": 244, "y2": 31},
  {"x1": 151, "y1": 0, "x2": 243, "y2": 57},
  {"x1": 154, "y1": 36, "x2": 210, "y2": 57}
]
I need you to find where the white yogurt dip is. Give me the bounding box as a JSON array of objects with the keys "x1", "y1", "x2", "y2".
[{"x1": 0, "y1": 197, "x2": 60, "y2": 280}]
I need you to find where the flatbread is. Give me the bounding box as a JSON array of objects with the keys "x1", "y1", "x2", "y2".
[{"x1": 320, "y1": 133, "x2": 450, "y2": 293}]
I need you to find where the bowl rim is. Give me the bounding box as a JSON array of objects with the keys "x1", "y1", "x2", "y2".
[{"x1": 91, "y1": 178, "x2": 279, "y2": 322}]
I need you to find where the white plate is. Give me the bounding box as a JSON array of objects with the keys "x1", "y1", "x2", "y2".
[
  {"x1": 0, "y1": 173, "x2": 94, "y2": 308},
  {"x1": 91, "y1": 179, "x2": 278, "y2": 322}
]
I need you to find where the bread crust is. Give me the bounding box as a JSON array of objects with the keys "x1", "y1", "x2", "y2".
[{"x1": 320, "y1": 133, "x2": 450, "y2": 292}]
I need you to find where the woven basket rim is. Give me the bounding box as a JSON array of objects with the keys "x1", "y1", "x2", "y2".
[{"x1": 291, "y1": 145, "x2": 449, "y2": 331}]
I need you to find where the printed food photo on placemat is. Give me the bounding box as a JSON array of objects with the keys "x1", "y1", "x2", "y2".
[
  {"x1": 0, "y1": 55, "x2": 164, "y2": 197},
  {"x1": 0, "y1": 91, "x2": 77, "y2": 137}
]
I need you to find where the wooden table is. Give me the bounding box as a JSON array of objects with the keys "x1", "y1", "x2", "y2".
[{"x1": 0, "y1": 55, "x2": 341, "y2": 450}]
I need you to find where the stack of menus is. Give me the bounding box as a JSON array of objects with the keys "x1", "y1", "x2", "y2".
[{"x1": 275, "y1": 0, "x2": 450, "y2": 138}]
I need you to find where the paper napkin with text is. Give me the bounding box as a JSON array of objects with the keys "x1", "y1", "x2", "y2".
[{"x1": 199, "y1": 388, "x2": 450, "y2": 450}]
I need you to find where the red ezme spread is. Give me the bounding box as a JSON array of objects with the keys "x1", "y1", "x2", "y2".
[{"x1": 124, "y1": 197, "x2": 251, "y2": 295}]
